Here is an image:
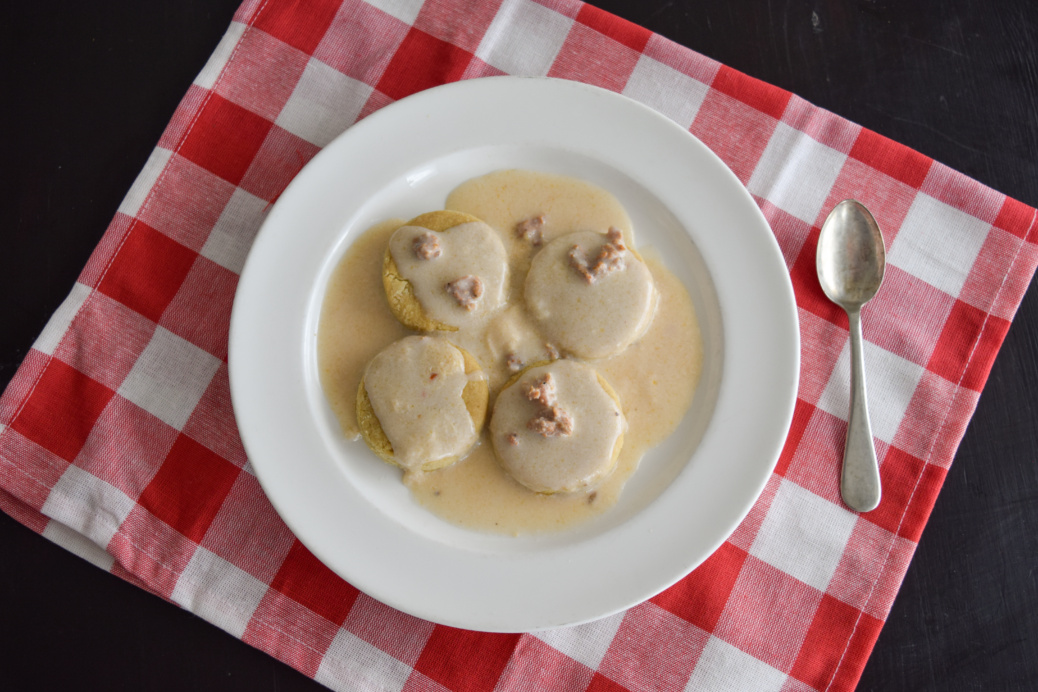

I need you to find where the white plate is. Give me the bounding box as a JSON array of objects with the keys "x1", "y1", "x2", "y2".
[{"x1": 229, "y1": 77, "x2": 799, "y2": 632}]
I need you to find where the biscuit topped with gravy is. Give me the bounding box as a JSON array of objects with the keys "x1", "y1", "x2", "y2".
[
  {"x1": 357, "y1": 335, "x2": 488, "y2": 472},
  {"x1": 383, "y1": 210, "x2": 508, "y2": 332},
  {"x1": 490, "y1": 359, "x2": 625, "y2": 493},
  {"x1": 524, "y1": 228, "x2": 657, "y2": 359}
]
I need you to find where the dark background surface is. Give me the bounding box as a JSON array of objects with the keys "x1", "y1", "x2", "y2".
[{"x1": 2, "y1": 1, "x2": 1036, "y2": 690}]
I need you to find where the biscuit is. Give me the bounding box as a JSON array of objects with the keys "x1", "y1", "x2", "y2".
[
  {"x1": 490, "y1": 359, "x2": 625, "y2": 494},
  {"x1": 357, "y1": 336, "x2": 488, "y2": 472},
  {"x1": 383, "y1": 210, "x2": 487, "y2": 332},
  {"x1": 383, "y1": 210, "x2": 509, "y2": 332},
  {"x1": 524, "y1": 229, "x2": 657, "y2": 359}
]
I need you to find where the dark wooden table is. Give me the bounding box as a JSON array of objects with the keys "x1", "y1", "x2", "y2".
[{"x1": 3, "y1": 2, "x2": 1036, "y2": 689}]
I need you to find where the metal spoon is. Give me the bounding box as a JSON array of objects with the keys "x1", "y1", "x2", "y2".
[{"x1": 817, "y1": 200, "x2": 885, "y2": 512}]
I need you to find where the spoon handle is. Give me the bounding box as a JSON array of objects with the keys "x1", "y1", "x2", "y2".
[{"x1": 842, "y1": 309, "x2": 882, "y2": 512}]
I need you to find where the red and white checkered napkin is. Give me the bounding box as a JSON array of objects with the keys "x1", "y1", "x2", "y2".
[{"x1": 2, "y1": 0, "x2": 1036, "y2": 690}]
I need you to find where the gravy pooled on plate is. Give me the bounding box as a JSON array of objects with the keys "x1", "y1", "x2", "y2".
[{"x1": 317, "y1": 169, "x2": 702, "y2": 534}]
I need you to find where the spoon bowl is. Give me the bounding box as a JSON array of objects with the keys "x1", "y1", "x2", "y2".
[
  {"x1": 817, "y1": 200, "x2": 886, "y2": 308},
  {"x1": 817, "y1": 200, "x2": 885, "y2": 512}
]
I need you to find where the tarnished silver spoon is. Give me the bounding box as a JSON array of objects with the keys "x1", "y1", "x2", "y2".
[{"x1": 817, "y1": 200, "x2": 885, "y2": 512}]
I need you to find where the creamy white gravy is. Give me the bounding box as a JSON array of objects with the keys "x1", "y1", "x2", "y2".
[
  {"x1": 388, "y1": 221, "x2": 507, "y2": 327},
  {"x1": 363, "y1": 335, "x2": 478, "y2": 469},
  {"x1": 317, "y1": 169, "x2": 702, "y2": 535},
  {"x1": 490, "y1": 360, "x2": 625, "y2": 494},
  {"x1": 525, "y1": 230, "x2": 657, "y2": 359}
]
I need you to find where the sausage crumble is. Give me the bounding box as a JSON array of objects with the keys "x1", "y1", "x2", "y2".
[
  {"x1": 412, "y1": 231, "x2": 441, "y2": 259},
  {"x1": 445, "y1": 275, "x2": 483, "y2": 310},
  {"x1": 568, "y1": 227, "x2": 627, "y2": 283},
  {"x1": 523, "y1": 372, "x2": 574, "y2": 437},
  {"x1": 515, "y1": 215, "x2": 545, "y2": 246}
]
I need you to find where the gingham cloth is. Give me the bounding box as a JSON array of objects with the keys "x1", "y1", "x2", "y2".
[{"x1": 2, "y1": 1, "x2": 1036, "y2": 690}]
